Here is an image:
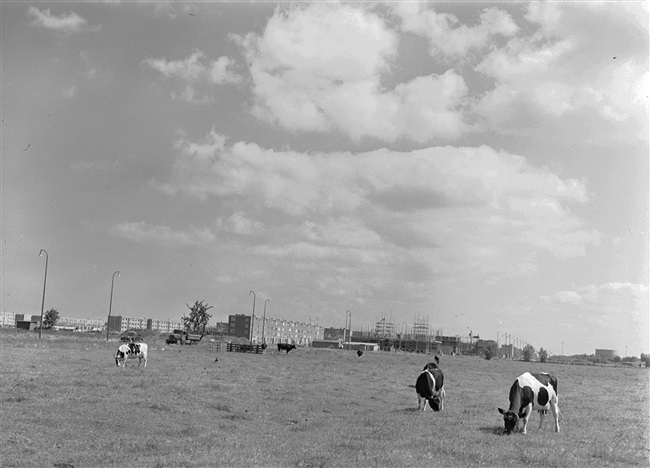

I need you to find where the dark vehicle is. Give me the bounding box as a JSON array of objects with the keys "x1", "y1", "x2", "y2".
[
  {"x1": 120, "y1": 331, "x2": 143, "y2": 342},
  {"x1": 166, "y1": 329, "x2": 202, "y2": 345}
]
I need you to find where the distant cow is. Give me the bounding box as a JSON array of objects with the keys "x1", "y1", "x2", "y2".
[
  {"x1": 277, "y1": 343, "x2": 296, "y2": 354},
  {"x1": 357, "y1": 350, "x2": 364, "y2": 358},
  {"x1": 415, "y1": 367, "x2": 445, "y2": 412},
  {"x1": 114, "y1": 342, "x2": 148, "y2": 368},
  {"x1": 498, "y1": 372, "x2": 560, "y2": 435}
]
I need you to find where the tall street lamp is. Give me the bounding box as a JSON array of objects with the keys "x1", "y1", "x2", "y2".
[
  {"x1": 106, "y1": 271, "x2": 120, "y2": 341},
  {"x1": 262, "y1": 299, "x2": 270, "y2": 344},
  {"x1": 249, "y1": 291, "x2": 256, "y2": 343},
  {"x1": 345, "y1": 310, "x2": 352, "y2": 351},
  {"x1": 38, "y1": 249, "x2": 48, "y2": 339}
]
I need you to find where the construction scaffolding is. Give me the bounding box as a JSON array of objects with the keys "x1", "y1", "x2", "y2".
[{"x1": 412, "y1": 312, "x2": 430, "y2": 340}]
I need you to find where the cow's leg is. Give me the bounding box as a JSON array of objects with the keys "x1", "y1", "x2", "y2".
[
  {"x1": 142, "y1": 355, "x2": 147, "y2": 368},
  {"x1": 520, "y1": 405, "x2": 532, "y2": 434},
  {"x1": 417, "y1": 394, "x2": 425, "y2": 411},
  {"x1": 550, "y1": 401, "x2": 560, "y2": 432},
  {"x1": 440, "y1": 388, "x2": 445, "y2": 411},
  {"x1": 538, "y1": 410, "x2": 545, "y2": 429}
]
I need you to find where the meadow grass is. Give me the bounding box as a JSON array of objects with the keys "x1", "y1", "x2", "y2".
[{"x1": 1, "y1": 329, "x2": 648, "y2": 467}]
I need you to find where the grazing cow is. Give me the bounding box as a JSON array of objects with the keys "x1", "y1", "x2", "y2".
[
  {"x1": 498, "y1": 372, "x2": 560, "y2": 435},
  {"x1": 277, "y1": 343, "x2": 296, "y2": 354},
  {"x1": 357, "y1": 350, "x2": 364, "y2": 358},
  {"x1": 415, "y1": 367, "x2": 445, "y2": 412},
  {"x1": 114, "y1": 342, "x2": 148, "y2": 368}
]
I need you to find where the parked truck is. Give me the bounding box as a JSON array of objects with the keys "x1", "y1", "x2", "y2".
[{"x1": 166, "y1": 329, "x2": 202, "y2": 345}]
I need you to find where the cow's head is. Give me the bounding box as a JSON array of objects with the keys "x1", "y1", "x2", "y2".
[
  {"x1": 428, "y1": 395, "x2": 443, "y2": 412},
  {"x1": 498, "y1": 408, "x2": 526, "y2": 434},
  {"x1": 114, "y1": 351, "x2": 124, "y2": 367}
]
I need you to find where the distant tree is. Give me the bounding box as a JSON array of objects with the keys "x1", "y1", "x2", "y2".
[
  {"x1": 182, "y1": 300, "x2": 213, "y2": 337},
  {"x1": 538, "y1": 348, "x2": 549, "y2": 363},
  {"x1": 522, "y1": 344, "x2": 536, "y2": 362},
  {"x1": 483, "y1": 343, "x2": 498, "y2": 360},
  {"x1": 42, "y1": 308, "x2": 60, "y2": 330}
]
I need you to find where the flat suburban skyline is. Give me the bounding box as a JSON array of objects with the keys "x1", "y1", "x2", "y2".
[{"x1": 1, "y1": 2, "x2": 648, "y2": 356}]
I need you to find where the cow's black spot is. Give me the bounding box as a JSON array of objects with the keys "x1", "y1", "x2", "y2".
[{"x1": 537, "y1": 387, "x2": 549, "y2": 406}]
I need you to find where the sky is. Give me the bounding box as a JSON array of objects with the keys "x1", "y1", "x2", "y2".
[{"x1": 1, "y1": 1, "x2": 648, "y2": 357}]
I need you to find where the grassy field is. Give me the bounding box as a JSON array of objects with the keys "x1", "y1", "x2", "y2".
[{"x1": 1, "y1": 330, "x2": 648, "y2": 467}]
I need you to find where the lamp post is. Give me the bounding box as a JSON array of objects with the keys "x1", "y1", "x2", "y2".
[
  {"x1": 106, "y1": 271, "x2": 120, "y2": 341},
  {"x1": 249, "y1": 291, "x2": 256, "y2": 343},
  {"x1": 345, "y1": 310, "x2": 352, "y2": 351},
  {"x1": 38, "y1": 249, "x2": 48, "y2": 339},
  {"x1": 262, "y1": 299, "x2": 270, "y2": 344}
]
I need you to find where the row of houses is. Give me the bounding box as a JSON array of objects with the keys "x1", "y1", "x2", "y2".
[
  {"x1": 227, "y1": 314, "x2": 325, "y2": 346},
  {"x1": 106, "y1": 316, "x2": 182, "y2": 334},
  {"x1": 2, "y1": 311, "x2": 322, "y2": 345},
  {"x1": 0, "y1": 312, "x2": 182, "y2": 334}
]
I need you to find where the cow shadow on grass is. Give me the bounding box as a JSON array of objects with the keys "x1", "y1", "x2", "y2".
[
  {"x1": 399, "y1": 407, "x2": 422, "y2": 413},
  {"x1": 479, "y1": 426, "x2": 505, "y2": 436}
]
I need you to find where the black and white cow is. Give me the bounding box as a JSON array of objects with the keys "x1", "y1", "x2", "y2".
[
  {"x1": 357, "y1": 350, "x2": 364, "y2": 358},
  {"x1": 277, "y1": 343, "x2": 296, "y2": 354},
  {"x1": 415, "y1": 367, "x2": 445, "y2": 412},
  {"x1": 114, "y1": 342, "x2": 148, "y2": 368},
  {"x1": 498, "y1": 372, "x2": 560, "y2": 434}
]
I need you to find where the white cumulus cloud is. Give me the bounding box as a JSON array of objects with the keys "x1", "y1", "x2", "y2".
[
  {"x1": 143, "y1": 50, "x2": 240, "y2": 103},
  {"x1": 153, "y1": 130, "x2": 600, "y2": 285},
  {"x1": 242, "y1": 3, "x2": 469, "y2": 143},
  {"x1": 391, "y1": 3, "x2": 519, "y2": 59},
  {"x1": 27, "y1": 6, "x2": 98, "y2": 35}
]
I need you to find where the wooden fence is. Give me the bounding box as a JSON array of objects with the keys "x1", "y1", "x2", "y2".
[{"x1": 226, "y1": 343, "x2": 267, "y2": 354}]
